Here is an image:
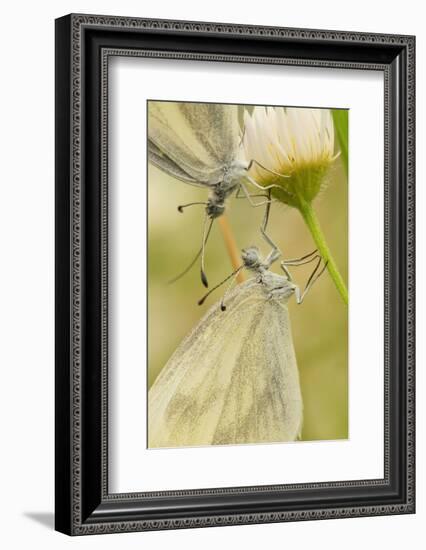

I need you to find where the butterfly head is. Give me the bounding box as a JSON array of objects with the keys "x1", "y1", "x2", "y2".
[{"x1": 241, "y1": 247, "x2": 263, "y2": 272}]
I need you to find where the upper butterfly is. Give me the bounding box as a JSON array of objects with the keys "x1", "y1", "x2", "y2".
[{"x1": 148, "y1": 101, "x2": 281, "y2": 287}]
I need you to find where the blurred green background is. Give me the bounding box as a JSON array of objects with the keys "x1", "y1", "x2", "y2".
[{"x1": 148, "y1": 106, "x2": 348, "y2": 441}]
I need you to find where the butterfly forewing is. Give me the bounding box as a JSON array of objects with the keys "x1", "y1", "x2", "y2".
[
  {"x1": 148, "y1": 101, "x2": 222, "y2": 183},
  {"x1": 178, "y1": 102, "x2": 241, "y2": 166},
  {"x1": 148, "y1": 101, "x2": 241, "y2": 186},
  {"x1": 212, "y1": 299, "x2": 303, "y2": 444},
  {"x1": 148, "y1": 139, "x2": 204, "y2": 186}
]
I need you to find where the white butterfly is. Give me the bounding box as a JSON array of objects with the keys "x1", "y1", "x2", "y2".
[
  {"x1": 148, "y1": 246, "x2": 326, "y2": 448},
  {"x1": 148, "y1": 101, "x2": 281, "y2": 286}
]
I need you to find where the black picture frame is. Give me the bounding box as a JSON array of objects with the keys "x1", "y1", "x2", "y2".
[{"x1": 55, "y1": 13, "x2": 415, "y2": 535}]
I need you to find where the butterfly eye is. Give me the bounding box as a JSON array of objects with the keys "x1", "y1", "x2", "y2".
[{"x1": 242, "y1": 247, "x2": 261, "y2": 269}]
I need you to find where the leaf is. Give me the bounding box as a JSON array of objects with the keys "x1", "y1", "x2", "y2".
[{"x1": 332, "y1": 110, "x2": 348, "y2": 177}]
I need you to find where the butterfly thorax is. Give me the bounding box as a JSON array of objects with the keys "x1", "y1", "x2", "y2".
[
  {"x1": 206, "y1": 160, "x2": 249, "y2": 219},
  {"x1": 240, "y1": 246, "x2": 296, "y2": 303},
  {"x1": 258, "y1": 271, "x2": 296, "y2": 303},
  {"x1": 223, "y1": 160, "x2": 248, "y2": 192}
]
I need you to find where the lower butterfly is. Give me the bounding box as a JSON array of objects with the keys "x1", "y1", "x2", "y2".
[{"x1": 148, "y1": 245, "x2": 327, "y2": 448}]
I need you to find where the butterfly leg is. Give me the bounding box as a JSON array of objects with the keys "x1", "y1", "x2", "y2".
[
  {"x1": 294, "y1": 258, "x2": 328, "y2": 304},
  {"x1": 239, "y1": 182, "x2": 291, "y2": 271},
  {"x1": 260, "y1": 189, "x2": 283, "y2": 265},
  {"x1": 247, "y1": 158, "x2": 291, "y2": 180},
  {"x1": 245, "y1": 165, "x2": 296, "y2": 205},
  {"x1": 245, "y1": 174, "x2": 282, "y2": 193},
  {"x1": 279, "y1": 250, "x2": 322, "y2": 281},
  {"x1": 234, "y1": 188, "x2": 269, "y2": 201},
  {"x1": 237, "y1": 183, "x2": 275, "y2": 207},
  {"x1": 238, "y1": 184, "x2": 282, "y2": 261},
  {"x1": 281, "y1": 263, "x2": 293, "y2": 282},
  {"x1": 282, "y1": 249, "x2": 319, "y2": 266}
]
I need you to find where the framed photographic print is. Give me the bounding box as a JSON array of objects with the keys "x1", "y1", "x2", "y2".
[{"x1": 55, "y1": 14, "x2": 415, "y2": 535}]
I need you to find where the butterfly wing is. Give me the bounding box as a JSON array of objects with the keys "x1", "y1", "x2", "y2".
[
  {"x1": 178, "y1": 102, "x2": 241, "y2": 166},
  {"x1": 148, "y1": 279, "x2": 303, "y2": 448},
  {"x1": 148, "y1": 140, "x2": 205, "y2": 186},
  {"x1": 148, "y1": 101, "x2": 240, "y2": 185}
]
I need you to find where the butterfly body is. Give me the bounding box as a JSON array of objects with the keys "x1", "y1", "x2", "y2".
[{"x1": 205, "y1": 159, "x2": 249, "y2": 219}]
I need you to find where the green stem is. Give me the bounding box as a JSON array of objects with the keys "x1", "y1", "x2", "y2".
[
  {"x1": 332, "y1": 109, "x2": 348, "y2": 176},
  {"x1": 298, "y1": 201, "x2": 348, "y2": 305}
]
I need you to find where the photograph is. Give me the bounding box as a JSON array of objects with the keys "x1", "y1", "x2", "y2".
[{"x1": 147, "y1": 101, "x2": 349, "y2": 448}]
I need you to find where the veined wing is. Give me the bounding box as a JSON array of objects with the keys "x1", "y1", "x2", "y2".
[
  {"x1": 148, "y1": 279, "x2": 303, "y2": 448},
  {"x1": 148, "y1": 139, "x2": 206, "y2": 187},
  {"x1": 179, "y1": 102, "x2": 240, "y2": 166},
  {"x1": 148, "y1": 101, "x2": 239, "y2": 185},
  {"x1": 148, "y1": 101, "x2": 221, "y2": 184}
]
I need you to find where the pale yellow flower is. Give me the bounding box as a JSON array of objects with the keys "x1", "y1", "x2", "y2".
[{"x1": 243, "y1": 107, "x2": 338, "y2": 208}]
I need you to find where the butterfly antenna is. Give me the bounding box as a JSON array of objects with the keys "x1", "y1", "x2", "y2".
[
  {"x1": 198, "y1": 266, "x2": 243, "y2": 307},
  {"x1": 177, "y1": 201, "x2": 207, "y2": 213},
  {"x1": 167, "y1": 248, "x2": 202, "y2": 285},
  {"x1": 200, "y1": 216, "x2": 214, "y2": 288},
  {"x1": 219, "y1": 269, "x2": 244, "y2": 312},
  {"x1": 167, "y1": 218, "x2": 214, "y2": 285},
  {"x1": 260, "y1": 189, "x2": 282, "y2": 261}
]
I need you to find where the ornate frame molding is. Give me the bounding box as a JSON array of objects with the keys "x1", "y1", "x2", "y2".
[{"x1": 55, "y1": 13, "x2": 415, "y2": 535}]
